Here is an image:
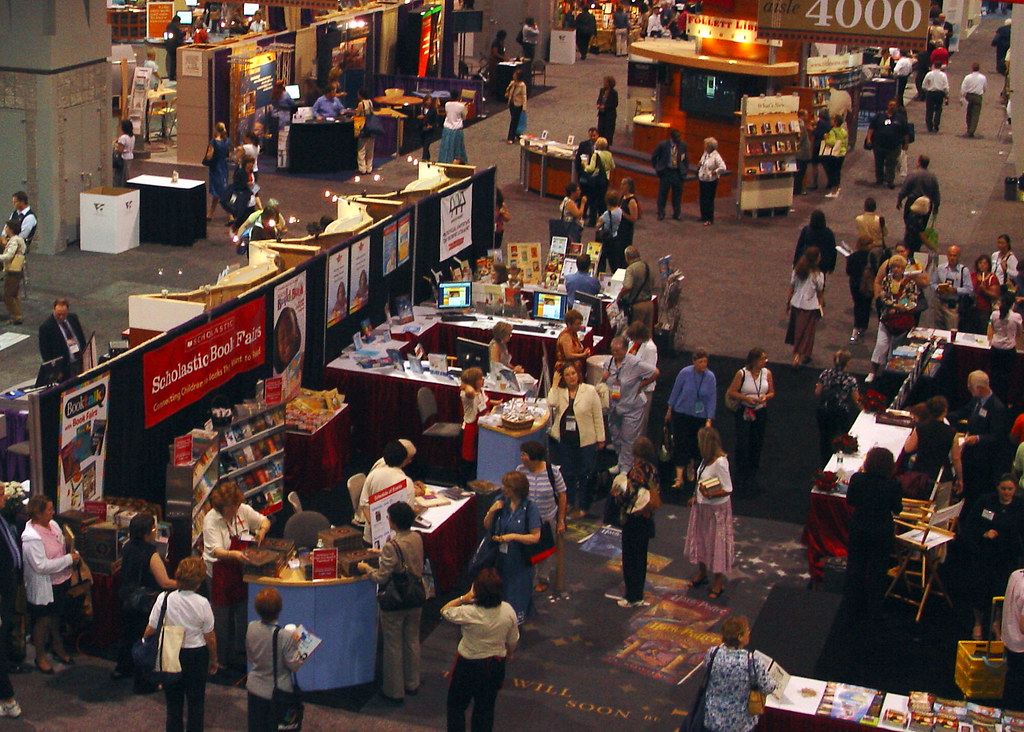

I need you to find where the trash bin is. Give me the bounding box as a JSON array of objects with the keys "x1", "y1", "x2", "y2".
[{"x1": 1006, "y1": 177, "x2": 1018, "y2": 201}]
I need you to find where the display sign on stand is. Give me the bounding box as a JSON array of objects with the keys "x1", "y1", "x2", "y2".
[
  {"x1": 440, "y1": 186, "x2": 473, "y2": 260},
  {"x1": 146, "y1": 2, "x2": 174, "y2": 39},
  {"x1": 311, "y1": 548, "x2": 338, "y2": 579},
  {"x1": 57, "y1": 373, "x2": 111, "y2": 513},
  {"x1": 265, "y1": 377, "x2": 284, "y2": 405},
  {"x1": 368, "y1": 479, "x2": 410, "y2": 550},
  {"x1": 174, "y1": 433, "x2": 194, "y2": 466},
  {"x1": 127, "y1": 67, "x2": 152, "y2": 137}
]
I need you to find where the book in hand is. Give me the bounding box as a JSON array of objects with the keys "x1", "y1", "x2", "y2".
[{"x1": 753, "y1": 651, "x2": 790, "y2": 701}]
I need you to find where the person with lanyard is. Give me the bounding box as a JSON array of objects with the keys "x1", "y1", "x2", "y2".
[
  {"x1": 725, "y1": 347, "x2": 776, "y2": 492},
  {"x1": 949, "y1": 370, "x2": 1010, "y2": 504},
  {"x1": 930, "y1": 245, "x2": 973, "y2": 330},
  {"x1": 311, "y1": 83, "x2": 346, "y2": 120},
  {"x1": 667, "y1": 348, "x2": 717, "y2": 490},
  {"x1": 992, "y1": 234, "x2": 1018, "y2": 290},
  {"x1": 38, "y1": 297, "x2": 86, "y2": 378},
  {"x1": 603, "y1": 336, "x2": 660, "y2": 477},
  {"x1": 9, "y1": 192, "x2": 36, "y2": 247}
]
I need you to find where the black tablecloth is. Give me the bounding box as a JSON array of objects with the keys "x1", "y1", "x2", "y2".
[
  {"x1": 288, "y1": 120, "x2": 357, "y2": 174},
  {"x1": 130, "y1": 180, "x2": 207, "y2": 246}
]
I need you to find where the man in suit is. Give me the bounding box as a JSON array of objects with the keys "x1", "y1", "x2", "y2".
[
  {"x1": 38, "y1": 298, "x2": 87, "y2": 380},
  {"x1": 950, "y1": 370, "x2": 1011, "y2": 503},
  {"x1": 0, "y1": 486, "x2": 26, "y2": 674},
  {"x1": 651, "y1": 129, "x2": 688, "y2": 221}
]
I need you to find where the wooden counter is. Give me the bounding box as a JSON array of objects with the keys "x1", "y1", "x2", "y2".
[{"x1": 518, "y1": 144, "x2": 576, "y2": 198}]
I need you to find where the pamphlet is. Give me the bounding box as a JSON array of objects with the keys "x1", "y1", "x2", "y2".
[
  {"x1": 753, "y1": 650, "x2": 791, "y2": 700},
  {"x1": 293, "y1": 624, "x2": 322, "y2": 665}
]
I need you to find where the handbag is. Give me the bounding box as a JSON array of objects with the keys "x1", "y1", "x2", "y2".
[
  {"x1": 747, "y1": 652, "x2": 767, "y2": 715},
  {"x1": 468, "y1": 533, "x2": 499, "y2": 576},
  {"x1": 272, "y1": 627, "x2": 304, "y2": 731},
  {"x1": 882, "y1": 309, "x2": 916, "y2": 335},
  {"x1": 202, "y1": 144, "x2": 214, "y2": 166},
  {"x1": 516, "y1": 109, "x2": 528, "y2": 136},
  {"x1": 377, "y1": 540, "x2": 426, "y2": 611},
  {"x1": 522, "y1": 464, "x2": 563, "y2": 566},
  {"x1": 131, "y1": 591, "x2": 184, "y2": 686},
  {"x1": 724, "y1": 369, "x2": 745, "y2": 412},
  {"x1": 112, "y1": 151, "x2": 124, "y2": 171},
  {"x1": 121, "y1": 551, "x2": 159, "y2": 615},
  {"x1": 678, "y1": 647, "x2": 718, "y2": 732},
  {"x1": 362, "y1": 110, "x2": 385, "y2": 138}
]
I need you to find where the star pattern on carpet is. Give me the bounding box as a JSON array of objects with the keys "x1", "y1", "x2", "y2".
[{"x1": 552, "y1": 637, "x2": 569, "y2": 646}]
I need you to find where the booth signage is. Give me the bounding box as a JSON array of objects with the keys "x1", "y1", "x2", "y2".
[
  {"x1": 147, "y1": 1, "x2": 174, "y2": 39},
  {"x1": 272, "y1": 273, "x2": 307, "y2": 403},
  {"x1": 805, "y1": 52, "x2": 863, "y2": 74},
  {"x1": 368, "y1": 480, "x2": 411, "y2": 550},
  {"x1": 744, "y1": 95, "x2": 800, "y2": 115},
  {"x1": 440, "y1": 186, "x2": 473, "y2": 260},
  {"x1": 686, "y1": 15, "x2": 779, "y2": 46},
  {"x1": 268, "y1": 0, "x2": 338, "y2": 7},
  {"x1": 173, "y1": 433, "x2": 194, "y2": 466},
  {"x1": 757, "y1": 0, "x2": 929, "y2": 47},
  {"x1": 58, "y1": 374, "x2": 111, "y2": 513},
  {"x1": 143, "y1": 298, "x2": 266, "y2": 428},
  {"x1": 311, "y1": 548, "x2": 338, "y2": 579},
  {"x1": 265, "y1": 377, "x2": 284, "y2": 405}
]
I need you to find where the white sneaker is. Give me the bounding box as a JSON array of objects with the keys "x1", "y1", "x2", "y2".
[
  {"x1": 617, "y1": 598, "x2": 650, "y2": 608},
  {"x1": 0, "y1": 700, "x2": 21, "y2": 718},
  {"x1": 864, "y1": 373, "x2": 876, "y2": 383}
]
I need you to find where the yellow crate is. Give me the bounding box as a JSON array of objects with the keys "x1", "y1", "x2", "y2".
[{"x1": 955, "y1": 640, "x2": 1006, "y2": 699}]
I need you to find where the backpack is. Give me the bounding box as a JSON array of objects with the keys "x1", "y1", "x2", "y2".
[{"x1": 516, "y1": 28, "x2": 525, "y2": 46}]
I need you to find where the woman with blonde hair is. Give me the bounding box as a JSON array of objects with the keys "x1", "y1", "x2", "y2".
[
  {"x1": 489, "y1": 322, "x2": 523, "y2": 373},
  {"x1": 686, "y1": 427, "x2": 734, "y2": 599},
  {"x1": 697, "y1": 137, "x2": 727, "y2": 225},
  {"x1": 460, "y1": 367, "x2": 501, "y2": 478},
  {"x1": 582, "y1": 137, "x2": 615, "y2": 227}
]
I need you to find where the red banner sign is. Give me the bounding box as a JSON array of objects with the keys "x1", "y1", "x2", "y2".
[
  {"x1": 143, "y1": 298, "x2": 266, "y2": 428},
  {"x1": 311, "y1": 548, "x2": 338, "y2": 580}
]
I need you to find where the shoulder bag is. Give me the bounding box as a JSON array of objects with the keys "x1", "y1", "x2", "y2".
[
  {"x1": 377, "y1": 539, "x2": 426, "y2": 611},
  {"x1": 724, "y1": 369, "x2": 745, "y2": 412},
  {"x1": 522, "y1": 466, "x2": 560, "y2": 566},
  {"x1": 272, "y1": 627, "x2": 304, "y2": 731},
  {"x1": 747, "y1": 652, "x2": 767, "y2": 715},
  {"x1": 468, "y1": 525, "x2": 500, "y2": 577},
  {"x1": 121, "y1": 547, "x2": 159, "y2": 615},
  {"x1": 678, "y1": 647, "x2": 719, "y2": 732},
  {"x1": 619, "y1": 262, "x2": 650, "y2": 322},
  {"x1": 131, "y1": 591, "x2": 183, "y2": 686}
]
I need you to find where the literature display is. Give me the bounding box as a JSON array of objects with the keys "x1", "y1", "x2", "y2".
[
  {"x1": 218, "y1": 403, "x2": 287, "y2": 518},
  {"x1": 738, "y1": 94, "x2": 801, "y2": 215},
  {"x1": 164, "y1": 429, "x2": 220, "y2": 549}
]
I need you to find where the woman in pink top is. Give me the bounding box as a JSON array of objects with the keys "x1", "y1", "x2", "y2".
[{"x1": 21, "y1": 495, "x2": 79, "y2": 674}]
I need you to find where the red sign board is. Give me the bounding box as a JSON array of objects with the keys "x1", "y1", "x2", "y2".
[
  {"x1": 311, "y1": 548, "x2": 338, "y2": 580},
  {"x1": 173, "y1": 434, "x2": 194, "y2": 466},
  {"x1": 84, "y1": 501, "x2": 108, "y2": 519},
  {"x1": 147, "y1": 2, "x2": 174, "y2": 39},
  {"x1": 143, "y1": 298, "x2": 266, "y2": 428},
  {"x1": 265, "y1": 377, "x2": 284, "y2": 405}
]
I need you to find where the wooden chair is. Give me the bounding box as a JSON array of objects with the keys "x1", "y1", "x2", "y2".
[
  {"x1": 347, "y1": 472, "x2": 367, "y2": 527},
  {"x1": 886, "y1": 500, "x2": 963, "y2": 622}
]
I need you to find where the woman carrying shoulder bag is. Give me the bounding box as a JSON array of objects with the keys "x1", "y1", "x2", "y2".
[
  {"x1": 612, "y1": 437, "x2": 661, "y2": 608},
  {"x1": 246, "y1": 587, "x2": 302, "y2": 732},
  {"x1": 505, "y1": 70, "x2": 527, "y2": 144},
  {"x1": 703, "y1": 615, "x2": 776, "y2": 732}
]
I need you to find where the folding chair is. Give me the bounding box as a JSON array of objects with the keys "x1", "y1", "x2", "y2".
[{"x1": 886, "y1": 500, "x2": 963, "y2": 621}]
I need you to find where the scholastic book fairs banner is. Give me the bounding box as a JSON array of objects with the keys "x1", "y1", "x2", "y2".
[
  {"x1": 142, "y1": 298, "x2": 267, "y2": 429},
  {"x1": 757, "y1": 0, "x2": 930, "y2": 48},
  {"x1": 57, "y1": 374, "x2": 111, "y2": 513}
]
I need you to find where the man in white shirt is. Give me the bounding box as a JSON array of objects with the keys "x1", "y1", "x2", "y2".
[
  {"x1": 359, "y1": 440, "x2": 418, "y2": 547},
  {"x1": 922, "y1": 62, "x2": 949, "y2": 132},
  {"x1": 893, "y1": 53, "x2": 914, "y2": 104},
  {"x1": 929, "y1": 245, "x2": 973, "y2": 330},
  {"x1": 960, "y1": 62, "x2": 988, "y2": 137},
  {"x1": 1002, "y1": 569, "x2": 1024, "y2": 709},
  {"x1": 10, "y1": 192, "x2": 36, "y2": 246}
]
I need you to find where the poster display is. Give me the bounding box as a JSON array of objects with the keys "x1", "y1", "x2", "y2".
[
  {"x1": 58, "y1": 374, "x2": 111, "y2": 512},
  {"x1": 146, "y1": 1, "x2": 174, "y2": 38},
  {"x1": 273, "y1": 272, "x2": 307, "y2": 402},
  {"x1": 349, "y1": 237, "x2": 371, "y2": 314},
  {"x1": 237, "y1": 52, "x2": 277, "y2": 138},
  {"x1": 367, "y1": 479, "x2": 410, "y2": 550},
  {"x1": 383, "y1": 220, "x2": 398, "y2": 276},
  {"x1": 397, "y1": 214, "x2": 411, "y2": 267},
  {"x1": 143, "y1": 298, "x2": 266, "y2": 428},
  {"x1": 440, "y1": 186, "x2": 473, "y2": 260},
  {"x1": 326, "y1": 248, "x2": 350, "y2": 327},
  {"x1": 756, "y1": 0, "x2": 930, "y2": 47}
]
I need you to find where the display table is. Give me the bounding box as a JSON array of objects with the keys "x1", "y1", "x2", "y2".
[
  {"x1": 287, "y1": 120, "x2": 357, "y2": 174},
  {"x1": 79, "y1": 187, "x2": 140, "y2": 254},
  {"x1": 494, "y1": 60, "x2": 531, "y2": 95},
  {"x1": 801, "y1": 411, "x2": 913, "y2": 582},
  {"x1": 477, "y1": 408, "x2": 551, "y2": 485},
  {"x1": 127, "y1": 174, "x2": 207, "y2": 247},
  {"x1": 284, "y1": 405, "x2": 351, "y2": 497},
  {"x1": 246, "y1": 573, "x2": 376, "y2": 690},
  {"x1": 763, "y1": 674, "x2": 914, "y2": 732},
  {"x1": 518, "y1": 139, "x2": 577, "y2": 198},
  {"x1": 416, "y1": 490, "x2": 477, "y2": 592}
]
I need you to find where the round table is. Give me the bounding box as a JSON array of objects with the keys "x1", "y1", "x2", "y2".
[{"x1": 373, "y1": 95, "x2": 424, "y2": 108}]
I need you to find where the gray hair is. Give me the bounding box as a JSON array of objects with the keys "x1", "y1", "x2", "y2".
[{"x1": 704, "y1": 137, "x2": 718, "y2": 151}]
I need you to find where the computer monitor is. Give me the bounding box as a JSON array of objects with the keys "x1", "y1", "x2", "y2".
[
  {"x1": 177, "y1": 10, "x2": 193, "y2": 25},
  {"x1": 573, "y1": 291, "x2": 604, "y2": 328},
  {"x1": 532, "y1": 291, "x2": 568, "y2": 322},
  {"x1": 34, "y1": 358, "x2": 64, "y2": 389},
  {"x1": 438, "y1": 281, "x2": 472, "y2": 310},
  {"x1": 285, "y1": 84, "x2": 301, "y2": 100},
  {"x1": 456, "y1": 337, "x2": 489, "y2": 373},
  {"x1": 184, "y1": 0, "x2": 199, "y2": 6},
  {"x1": 243, "y1": 3, "x2": 260, "y2": 16}
]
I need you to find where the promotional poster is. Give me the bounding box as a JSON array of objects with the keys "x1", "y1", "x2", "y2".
[
  {"x1": 273, "y1": 272, "x2": 307, "y2": 401},
  {"x1": 58, "y1": 374, "x2": 111, "y2": 512}
]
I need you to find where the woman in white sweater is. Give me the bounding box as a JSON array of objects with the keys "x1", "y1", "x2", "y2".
[
  {"x1": 548, "y1": 363, "x2": 605, "y2": 519},
  {"x1": 685, "y1": 427, "x2": 735, "y2": 599}
]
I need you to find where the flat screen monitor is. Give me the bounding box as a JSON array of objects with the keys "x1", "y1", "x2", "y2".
[
  {"x1": 573, "y1": 291, "x2": 604, "y2": 328},
  {"x1": 533, "y1": 291, "x2": 568, "y2": 322},
  {"x1": 285, "y1": 84, "x2": 301, "y2": 100},
  {"x1": 678, "y1": 69, "x2": 764, "y2": 119},
  {"x1": 34, "y1": 358, "x2": 64, "y2": 389},
  {"x1": 177, "y1": 10, "x2": 193, "y2": 25},
  {"x1": 243, "y1": 3, "x2": 260, "y2": 16},
  {"x1": 438, "y1": 281, "x2": 471, "y2": 309},
  {"x1": 456, "y1": 337, "x2": 489, "y2": 373}
]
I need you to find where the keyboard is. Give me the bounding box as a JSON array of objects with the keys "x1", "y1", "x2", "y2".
[
  {"x1": 441, "y1": 313, "x2": 476, "y2": 323},
  {"x1": 512, "y1": 323, "x2": 546, "y2": 333}
]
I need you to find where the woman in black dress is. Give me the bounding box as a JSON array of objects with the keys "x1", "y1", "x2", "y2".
[
  {"x1": 844, "y1": 447, "x2": 902, "y2": 622},
  {"x1": 111, "y1": 514, "x2": 177, "y2": 692},
  {"x1": 596, "y1": 76, "x2": 618, "y2": 146},
  {"x1": 902, "y1": 395, "x2": 962, "y2": 497},
  {"x1": 792, "y1": 209, "x2": 837, "y2": 275},
  {"x1": 965, "y1": 475, "x2": 1024, "y2": 639}
]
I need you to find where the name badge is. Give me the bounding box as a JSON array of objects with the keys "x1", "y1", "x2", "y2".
[
  {"x1": 240, "y1": 531, "x2": 255, "y2": 542},
  {"x1": 565, "y1": 417, "x2": 578, "y2": 432},
  {"x1": 979, "y1": 408, "x2": 988, "y2": 418},
  {"x1": 499, "y1": 542, "x2": 509, "y2": 554},
  {"x1": 982, "y1": 509, "x2": 995, "y2": 521},
  {"x1": 694, "y1": 399, "x2": 705, "y2": 414},
  {"x1": 610, "y1": 386, "x2": 621, "y2": 400}
]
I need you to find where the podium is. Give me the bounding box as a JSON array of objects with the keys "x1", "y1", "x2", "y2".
[
  {"x1": 549, "y1": 30, "x2": 577, "y2": 65},
  {"x1": 79, "y1": 187, "x2": 140, "y2": 254}
]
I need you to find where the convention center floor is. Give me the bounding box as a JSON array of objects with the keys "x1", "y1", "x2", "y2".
[{"x1": 0, "y1": 16, "x2": 1015, "y2": 731}]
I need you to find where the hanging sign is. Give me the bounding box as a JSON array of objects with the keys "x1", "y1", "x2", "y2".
[{"x1": 757, "y1": 0, "x2": 930, "y2": 48}]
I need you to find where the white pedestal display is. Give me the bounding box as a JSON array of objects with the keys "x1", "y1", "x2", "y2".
[{"x1": 79, "y1": 186, "x2": 140, "y2": 253}]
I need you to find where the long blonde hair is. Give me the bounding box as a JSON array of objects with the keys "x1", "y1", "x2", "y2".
[{"x1": 698, "y1": 427, "x2": 726, "y2": 465}]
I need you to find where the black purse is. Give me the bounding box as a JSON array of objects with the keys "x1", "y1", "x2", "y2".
[
  {"x1": 521, "y1": 465, "x2": 561, "y2": 566},
  {"x1": 272, "y1": 627, "x2": 303, "y2": 731},
  {"x1": 678, "y1": 647, "x2": 718, "y2": 732},
  {"x1": 377, "y1": 540, "x2": 426, "y2": 611},
  {"x1": 122, "y1": 548, "x2": 159, "y2": 615}
]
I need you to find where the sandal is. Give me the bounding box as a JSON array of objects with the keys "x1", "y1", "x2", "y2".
[
  {"x1": 689, "y1": 574, "x2": 708, "y2": 588},
  {"x1": 709, "y1": 585, "x2": 725, "y2": 600}
]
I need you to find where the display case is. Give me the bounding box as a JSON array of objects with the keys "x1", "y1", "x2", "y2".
[
  {"x1": 164, "y1": 429, "x2": 220, "y2": 548},
  {"x1": 737, "y1": 95, "x2": 800, "y2": 215},
  {"x1": 217, "y1": 403, "x2": 287, "y2": 518}
]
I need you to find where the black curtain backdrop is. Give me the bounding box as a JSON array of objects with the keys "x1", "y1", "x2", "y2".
[{"x1": 35, "y1": 168, "x2": 495, "y2": 511}]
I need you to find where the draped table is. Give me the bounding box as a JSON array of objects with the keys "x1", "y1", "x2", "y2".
[
  {"x1": 284, "y1": 405, "x2": 351, "y2": 496},
  {"x1": 416, "y1": 491, "x2": 477, "y2": 592},
  {"x1": 127, "y1": 174, "x2": 206, "y2": 246}
]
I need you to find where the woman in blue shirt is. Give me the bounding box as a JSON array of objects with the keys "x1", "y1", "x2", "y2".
[
  {"x1": 482, "y1": 472, "x2": 540, "y2": 624},
  {"x1": 666, "y1": 348, "x2": 717, "y2": 489}
]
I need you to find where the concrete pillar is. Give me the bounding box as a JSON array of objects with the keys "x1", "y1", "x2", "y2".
[
  {"x1": 1011, "y1": 5, "x2": 1024, "y2": 171},
  {"x1": 0, "y1": 0, "x2": 111, "y2": 255}
]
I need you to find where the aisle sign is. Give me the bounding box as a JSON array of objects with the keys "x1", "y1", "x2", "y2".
[
  {"x1": 368, "y1": 479, "x2": 412, "y2": 550},
  {"x1": 757, "y1": 0, "x2": 929, "y2": 48},
  {"x1": 143, "y1": 298, "x2": 265, "y2": 428},
  {"x1": 440, "y1": 185, "x2": 473, "y2": 260},
  {"x1": 57, "y1": 373, "x2": 111, "y2": 513}
]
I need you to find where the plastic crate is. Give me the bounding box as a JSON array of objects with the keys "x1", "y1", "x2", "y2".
[{"x1": 955, "y1": 640, "x2": 1006, "y2": 699}]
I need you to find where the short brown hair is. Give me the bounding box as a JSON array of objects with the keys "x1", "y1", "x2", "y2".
[
  {"x1": 175, "y1": 557, "x2": 207, "y2": 591},
  {"x1": 209, "y1": 480, "x2": 244, "y2": 514},
  {"x1": 25, "y1": 495, "x2": 52, "y2": 521},
  {"x1": 564, "y1": 309, "x2": 583, "y2": 326},
  {"x1": 473, "y1": 568, "x2": 504, "y2": 608},
  {"x1": 626, "y1": 320, "x2": 650, "y2": 343},
  {"x1": 863, "y1": 447, "x2": 895, "y2": 477},
  {"x1": 722, "y1": 615, "x2": 750, "y2": 648},
  {"x1": 501, "y1": 471, "x2": 530, "y2": 502},
  {"x1": 254, "y1": 587, "x2": 283, "y2": 622},
  {"x1": 461, "y1": 366, "x2": 483, "y2": 386}
]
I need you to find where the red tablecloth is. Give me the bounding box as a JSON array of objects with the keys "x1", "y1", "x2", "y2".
[
  {"x1": 760, "y1": 705, "x2": 862, "y2": 732},
  {"x1": 801, "y1": 491, "x2": 854, "y2": 583},
  {"x1": 83, "y1": 571, "x2": 122, "y2": 649},
  {"x1": 285, "y1": 405, "x2": 351, "y2": 496},
  {"x1": 421, "y1": 495, "x2": 477, "y2": 593}
]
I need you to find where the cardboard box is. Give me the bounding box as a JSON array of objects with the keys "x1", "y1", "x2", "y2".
[
  {"x1": 339, "y1": 549, "x2": 377, "y2": 577},
  {"x1": 318, "y1": 526, "x2": 363, "y2": 553},
  {"x1": 261, "y1": 537, "x2": 295, "y2": 557},
  {"x1": 80, "y1": 522, "x2": 127, "y2": 563},
  {"x1": 56, "y1": 510, "x2": 100, "y2": 537}
]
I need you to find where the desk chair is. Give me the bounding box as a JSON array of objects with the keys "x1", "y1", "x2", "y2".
[
  {"x1": 284, "y1": 510, "x2": 330, "y2": 551},
  {"x1": 348, "y1": 472, "x2": 367, "y2": 527},
  {"x1": 459, "y1": 88, "x2": 477, "y2": 119},
  {"x1": 416, "y1": 387, "x2": 462, "y2": 442},
  {"x1": 886, "y1": 500, "x2": 963, "y2": 622}
]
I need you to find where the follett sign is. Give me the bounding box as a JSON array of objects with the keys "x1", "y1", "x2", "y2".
[{"x1": 143, "y1": 298, "x2": 266, "y2": 428}]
